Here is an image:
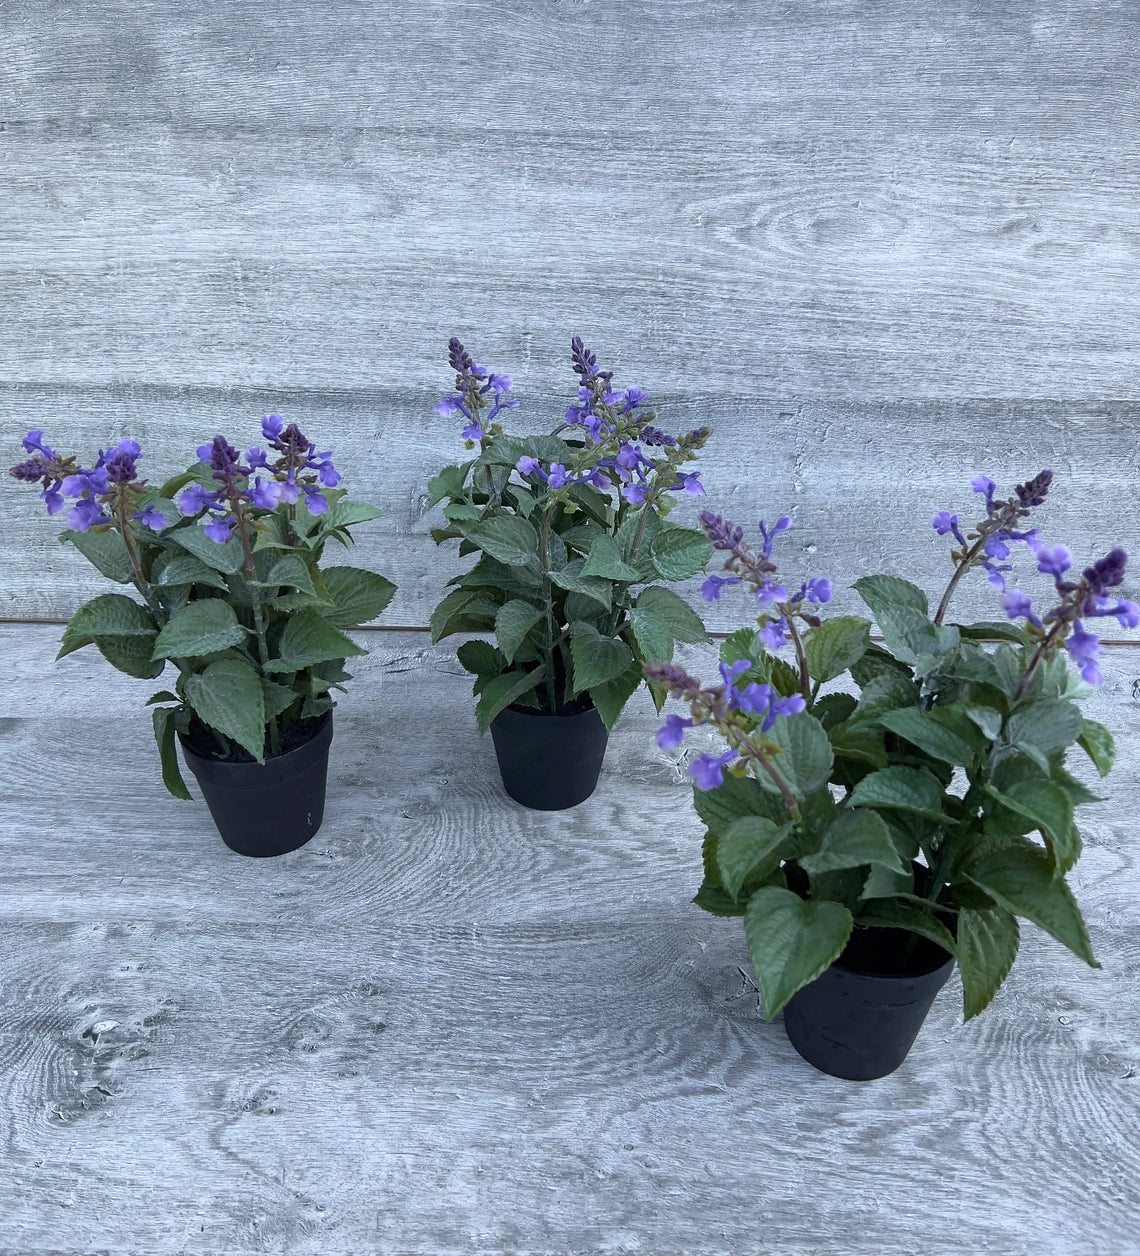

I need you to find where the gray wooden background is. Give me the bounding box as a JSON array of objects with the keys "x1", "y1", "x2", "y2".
[{"x1": 3, "y1": 1, "x2": 1140, "y2": 1253}]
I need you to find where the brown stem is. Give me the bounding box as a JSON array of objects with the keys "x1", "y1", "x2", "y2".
[
  {"x1": 933, "y1": 507, "x2": 1018, "y2": 626},
  {"x1": 780, "y1": 606, "x2": 811, "y2": 701},
  {"x1": 1013, "y1": 619, "x2": 1066, "y2": 702}
]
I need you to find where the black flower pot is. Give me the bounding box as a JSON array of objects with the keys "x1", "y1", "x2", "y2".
[
  {"x1": 179, "y1": 714, "x2": 334, "y2": 857},
  {"x1": 782, "y1": 926, "x2": 955, "y2": 1080},
  {"x1": 489, "y1": 702, "x2": 609, "y2": 810}
]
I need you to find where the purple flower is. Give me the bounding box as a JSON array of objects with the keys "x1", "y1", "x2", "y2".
[
  {"x1": 247, "y1": 476, "x2": 281, "y2": 510},
  {"x1": 760, "y1": 618, "x2": 789, "y2": 651},
  {"x1": 804, "y1": 578, "x2": 832, "y2": 604},
  {"x1": 719, "y1": 660, "x2": 751, "y2": 688},
  {"x1": 621, "y1": 386, "x2": 650, "y2": 412},
  {"x1": 261, "y1": 414, "x2": 285, "y2": 441},
  {"x1": 1110, "y1": 600, "x2": 1140, "y2": 629},
  {"x1": 177, "y1": 483, "x2": 218, "y2": 516},
  {"x1": 972, "y1": 475, "x2": 997, "y2": 512},
  {"x1": 1065, "y1": 624, "x2": 1102, "y2": 684},
  {"x1": 546, "y1": 463, "x2": 572, "y2": 490},
  {"x1": 758, "y1": 516, "x2": 792, "y2": 557},
  {"x1": 1002, "y1": 590, "x2": 1035, "y2": 620},
  {"x1": 461, "y1": 421, "x2": 484, "y2": 442},
  {"x1": 673, "y1": 471, "x2": 705, "y2": 496},
  {"x1": 435, "y1": 397, "x2": 464, "y2": 417},
  {"x1": 701, "y1": 573, "x2": 742, "y2": 602},
  {"x1": 984, "y1": 536, "x2": 1011, "y2": 561},
  {"x1": 486, "y1": 373, "x2": 512, "y2": 393},
  {"x1": 1035, "y1": 545, "x2": 1073, "y2": 580},
  {"x1": 61, "y1": 468, "x2": 109, "y2": 498},
  {"x1": 690, "y1": 749, "x2": 739, "y2": 792},
  {"x1": 246, "y1": 447, "x2": 270, "y2": 470},
  {"x1": 276, "y1": 477, "x2": 302, "y2": 505},
  {"x1": 204, "y1": 515, "x2": 235, "y2": 544},
  {"x1": 932, "y1": 510, "x2": 959, "y2": 537},
  {"x1": 577, "y1": 468, "x2": 612, "y2": 490},
  {"x1": 755, "y1": 582, "x2": 788, "y2": 610},
  {"x1": 316, "y1": 461, "x2": 341, "y2": 488},
  {"x1": 66, "y1": 498, "x2": 108, "y2": 532},
  {"x1": 22, "y1": 430, "x2": 55, "y2": 459},
  {"x1": 41, "y1": 488, "x2": 64, "y2": 515},
  {"x1": 621, "y1": 482, "x2": 648, "y2": 505},
  {"x1": 302, "y1": 484, "x2": 328, "y2": 515},
  {"x1": 516, "y1": 456, "x2": 542, "y2": 477},
  {"x1": 132, "y1": 504, "x2": 166, "y2": 531},
  {"x1": 657, "y1": 714, "x2": 693, "y2": 750}
]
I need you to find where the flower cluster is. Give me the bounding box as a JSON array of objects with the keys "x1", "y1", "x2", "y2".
[
  {"x1": 177, "y1": 417, "x2": 340, "y2": 542},
  {"x1": 435, "y1": 337, "x2": 518, "y2": 446},
  {"x1": 933, "y1": 470, "x2": 1052, "y2": 593},
  {"x1": 698, "y1": 511, "x2": 831, "y2": 651},
  {"x1": 9, "y1": 430, "x2": 164, "y2": 533},
  {"x1": 1002, "y1": 543, "x2": 1138, "y2": 684},
  {"x1": 647, "y1": 659, "x2": 805, "y2": 791}
]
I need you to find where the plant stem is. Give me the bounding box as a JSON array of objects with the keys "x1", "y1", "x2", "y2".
[
  {"x1": 933, "y1": 509, "x2": 1015, "y2": 625},
  {"x1": 232, "y1": 495, "x2": 280, "y2": 756},
  {"x1": 1013, "y1": 619, "x2": 1066, "y2": 702},
  {"x1": 781, "y1": 607, "x2": 812, "y2": 701},
  {"x1": 539, "y1": 506, "x2": 559, "y2": 712}
]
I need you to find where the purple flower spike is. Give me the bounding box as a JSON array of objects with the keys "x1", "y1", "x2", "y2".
[
  {"x1": 690, "y1": 749, "x2": 739, "y2": 792},
  {"x1": 656, "y1": 713, "x2": 693, "y2": 750}
]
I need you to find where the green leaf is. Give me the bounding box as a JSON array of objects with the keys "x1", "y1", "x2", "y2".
[
  {"x1": 426, "y1": 463, "x2": 471, "y2": 507},
  {"x1": 635, "y1": 585, "x2": 707, "y2": 643},
  {"x1": 985, "y1": 779, "x2": 1076, "y2": 872},
  {"x1": 854, "y1": 901, "x2": 957, "y2": 958},
  {"x1": 548, "y1": 561, "x2": 613, "y2": 611},
  {"x1": 171, "y1": 526, "x2": 246, "y2": 573},
  {"x1": 324, "y1": 498, "x2": 383, "y2": 530},
  {"x1": 957, "y1": 620, "x2": 1029, "y2": 643},
  {"x1": 957, "y1": 906, "x2": 1020, "y2": 1019},
  {"x1": 474, "y1": 665, "x2": 547, "y2": 733},
  {"x1": 319, "y1": 566, "x2": 397, "y2": 628},
  {"x1": 803, "y1": 616, "x2": 872, "y2": 684},
  {"x1": 717, "y1": 817, "x2": 789, "y2": 899},
  {"x1": 261, "y1": 678, "x2": 299, "y2": 720},
  {"x1": 877, "y1": 705, "x2": 982, "y2": 766},
  {"x1": 744, "y1": 888, "x2": 854, "y2": 1019},
  {"x1": 151, "y1": 552, "x2": 229, "y2": 591},
  {"x1": 1077, "y1": 718, "x2": 1116, "y2": 778},
  {"x1": 569, "y1": 622, "x2": 634, "y2": 694},
  {"x1": 184, "y1": 659, "x2": 267, "y2": 762},
  {"x1": 800, "y1": 808, "x2": 907, "y2": 877},
  {"x1": 873, "y1": 605, "x2": 948, "y2": 665},
  {"x1": 96, "y1": 636, "x2": 167, "y2": 679},
  {"x1": 648, "y1": 525, "x2": 713, "y2": 581},
  {"x1": 264, "y1": 611, "x2": 368, "y2": 672},
  {"x1": 627, "y1": 607, "x2": 675, "y2": 664},
  {"x1": 1007, "y1": 700, "x2": 1083, "y2": 757},
  {"x1": 457, "y1": 640, "x2": 507, "y2": 677},
  {"x1": 580, "y1": 534, "x2": 640, "y2": 582},
  {"x1": 462, "y1": 515, "x2": 540, "y2": 567},
  {"x1": 430, "y1": 588, "x2": 500, "y2": 642},
  {"x1": 966, "y1": 841, "x2": 1098, "y2": 967},
  {"x1": 694, "y1": 772, "x2": 790, "y2": 834},
  {"x1": 848, "y1": 766, "x2": 946, "y2": 821},
  {"x1": 151, "y1": 705, "x2": 192, "y2": 800},
  {"x1": 495, "y1": 599, "x2": 545, "y2": 663},
  {"x1": 852, "y1": 574, "x2": 929, "y2": 617},
  {"x1": 152, "y1": 600, "x2": 246, "y2": 660},
  {"x1": 963, "y1": 703, "x2": 1004, "y2": 741},
  {"x1": 589, "y1": 664, "x2": 644, "y2": 731},
  {"x1": 258, "y1": 554, "x2": 321, "y2": 599},
  {"x1": 850, "y1": 643, "x2": 914, "y2": 687},
  {"x1": 61, "y1": 528, "x2": 134, "y2": 583},
  {"x1": 60, "y1": 593, "x2": 157, "y2": 657},
  {"x1": 758, "y1": 712, "x2": 833, "y2": 799}
]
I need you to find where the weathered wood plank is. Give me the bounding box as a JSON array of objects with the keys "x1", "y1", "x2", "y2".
[
  {"x1": 3, "y1": 390, "x2": 1138, "y2": 624},
  {"x1": 1, "y1": 626, "x2": 1139, "y2": 1254}
]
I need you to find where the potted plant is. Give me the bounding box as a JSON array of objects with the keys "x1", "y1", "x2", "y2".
[
  {"x1": 648, "y1": 471, "x2": 1135, "y2": 1079},
  {"x1": 10, "y1": 419, "x2": 395, "y2": 857},
  {"x1": 428, "y1": 336, "x2": 713, "y2": 809}
]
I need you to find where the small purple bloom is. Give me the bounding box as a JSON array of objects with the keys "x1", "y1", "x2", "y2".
[
  {"x1": 758, "y1": 516, "x2": 792, "y2": 557},
  {"x1": 516, "y1": 456, "x2": 542, "y2": 477},
  {"x1": 61, "y1": 468, "x2": 109, "y2": 498},
  {"x1": 302, "y1": 485, "x2": 328, "y2": 515},
  {"x1": 132, "y1": 504, "x2": 166, "y2": 531},
  {"x1": 656, "y1": 714, "x2": 693, "y2": 750},
  {"x1": 196, "y1": 442, "x2": 214, "y2": 462},
  {"x1": 984, "y1": 536, "x2": 1011, "y2": 561},
  {"x1": 621, "y1": 386, "x2": 650, "y2": 411},
  {"x1": 719, "y1": 660, "x2": 750, "y2": 688},
  {"x1": 204, "y1": 515, "x2": 235, "y2": 544},
  {"x1": 246, "y1": 447, "x2": 270, "y2": 470},
  {"x1": 763, "y1": 692, "x2": 806, "y2": 733},
  {"x1": 1065, "y1": 624, "x2": 1102, "y2": 684},
  {"x1": 461, "y1": 422, "x2": 484, "y2": 442},
  {"x1": 177, "y1": 483, "x2": 217, "y2": 516},
  {"x1": 972, "y1": 475, "x2": 997, "y2": 512},
  {"x1": 701, "y1": 573, "x2": 742, "y2": 602},
  {"x1": 22, "y1": 430, "x2": 55, "y2": 458},
  {"x1": 804, "y1": 577, "x2": 832, "y2": 604},
  {"x1": 487, "y1": 373, "x2": 512, "y2": 393},
  {"x1": 731, "y1": 682, "x2": 772, "y2": 715},
  {"x1": 1002, "y1": 590, "x2": 1034, "y2": 620},
  {"x1": 546, "y1": 463, "x2": 572, "y2": 490},
  {"x1": 247, "y1": 477, "x2": 281, "y2": 510},
  {"x1": 261, "y1": 414, "x2": 285, "y2": 440},
  {"x1": 67, "y1": 498, "x2": 107, "y2": 532},
  {"x1": 755, "y1": 582, "x2": 788, "y2": 610},
  {"x1": 1112, "y1": 600, "x2": 1140, "y2": 629},
  {"x1": 760, "y1": 618, "x2": 789, "y2": 651},
  {"x1": 932, "y1": 510, "x2": 958, "y2": 536},
  {"x1": 674, "y1": 471, "x2": 705, "y2": 496},
  {"x1": 276, "y1": 478, "x2": 302, "y2": 505},
  {"x1": 1036, "y1": 545, "x2": 1073, "y2": 580},
  {"x1": 621, "y1": 482, "x2": 648, "y2": 505},
  {"x1": 41, "y1": 488, "x2": 64, "y2": 515},
  {"x1": 690, "y1": 749, "x2": 739, "y2": 792},
  {"x1": 316, "y1": 461, "x2": 341, "y2": 488}
]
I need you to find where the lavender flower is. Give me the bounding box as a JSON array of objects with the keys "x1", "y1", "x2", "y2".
[
  {"x1": 132, "y1": 504, "x2": 167, "y2": 532},
  {"x1": 657, "y1": 713, "x2": 693, "y2": 749},
  {"x1": 690, "y1": 749, "x2": 739, "y2": 791}
]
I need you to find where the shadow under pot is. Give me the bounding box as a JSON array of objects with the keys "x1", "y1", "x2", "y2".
[
  {"x1": 490, "y1": 702, "x2": 609, "y2": 810},
  {"x1": 782, "y1": 924, "x2": 955, "y2": 1081},
  {"x1": 179, "y1": 713, "x2": 334, "y2": 857}
]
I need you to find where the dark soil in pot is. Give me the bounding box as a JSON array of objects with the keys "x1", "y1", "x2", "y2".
[
  {"x1": 179, "y1": 713, "x2": 333, "y2": 858},
  {"x1": 489, "y1": 700, "x2": 609, "y2": 810},
  {"x1": 782, "y1": 924, "x2": 955, "y2": 1081}
]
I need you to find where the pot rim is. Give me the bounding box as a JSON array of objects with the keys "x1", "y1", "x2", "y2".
[{"x1": 179, "y1": 710, "x2": 333, "y2": 768}]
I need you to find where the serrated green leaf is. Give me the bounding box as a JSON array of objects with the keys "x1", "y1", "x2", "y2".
[
  {"x1": 635, "y1": 585, "x2": 707, "y2": 643},
  {"x1": 152, "y1": 600, "x2": 246, "y2": 660},
  {"x1": 877, "y1": 705, "x2": 982, "y2": 766},
  {"x1": 426, "y1": 463, "x2": 471, "y2": 507},
  {"x1": 757, "y1": 712, "x2": 833, "y2": 799},
  {"x1": 852, "y1": 574, "x2": 929, "y2": 617},
  {"x1": 60, "y1": 528, "x2": 135, "y2": 583},
  {"x1": 495, "y1": 599, "x2": 545, "y2": 663},
  {"x1": 264, "y1": 611, "x2": 368, "y2": 672},
  {"x1": 548, "y1": 560, "x2": 612, "y2": 611},
  {"x1": 717, "y1": 816, "x2": 789, "y2": 898},
  {"x1": 1007, "y1": 700, "x2": 1082, "y2": 757},
  {"x1": 324, "y1": 498, "x2": 384, "y2": 530},
  {"x1": 60, "y1": 594, "x2": 157, "y2": 659},
  {"x1": 854, "y1": 901, "x2": 957, "y2": 958},
  {"x1": 852, "y1": 672, "x2": 920, "y2": 721},
  {"x1": 261, "y1": 678, "x2": 299, "y2": 720},
  {"x1": 319, "y1": 566, "x2": 396, "y2": 628},
  {"x1": 1077, "y1": 718, "x2": 1116, "y2": 778},
  {"x1": 963, "y1": 703, "x2": 1004, "y2": 740},
  {"x1": 580, "y1": 533, "x2": 641, "y2": 582},
  {"x1": 985, "y1": 779, "x2": 1076, "y2": 871},
  {"x1": 184, "y1": 658, "x2": 267, "y2": 762},
  {"x1": 800, "y1": 808, "x2": 907, "y2": 877},
  {"x1": 151, "y1": 552, "x2": 229, "y2": 591},
  {"x1": 848, "y1": 765, "x2": 946, "y2": 821},
  {"x1": 457, "y1": 640, "x2": 507, "y2": 677},
  {"x1": 258, "y1": 554, "x2": 321, "y2": 598},
  {"x1": 431, "y1": 588, "x2": 500, "y2": 642},
  {"x1": 171, "y1": 526, "x2": 246, "y2": 573},
  {"x1": 589, "y1": 663, "x2": 644, "y2": 731},
  {"x1": 569, "y1": 622, "x2": 634, "y2": 694},
  {"x1": 957, "y1": 906, "x2": 1020, "y2": 1019},
  {"x1": 649, "y1": 525, "x2": 713, "y2": 581},
  {"x1": 694, "y1": 773, "x2": 790, "y2": 834},
  {"x1": 152, "y1": 705, "x2": 192, "y2": 800},
  {"x1": 803, "y1": 615, "x2": 872, "y2": 684},
  {"x1": 744, "y1": 888, "x2": 853, "y2": 1019},
  {"x1": 474, "y1": 665, "x2": 547, "y2": 733},
  {"x1": 627, "y1": 606, "x2": 675, "y2": 664},
  {"x1": 957, "y1": 621, "x2": 1029, "y2": 643},
  {"x1": 462, "y1": 515, "x2": 540, "y2": 567},
  {"x1": 966, "y1": 841, "x2": 1098, "y2": 967}
]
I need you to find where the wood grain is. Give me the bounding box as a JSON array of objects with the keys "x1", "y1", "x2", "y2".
[{"x1": 1, "y1": 625, "x2": 1139, "y2": 1254}]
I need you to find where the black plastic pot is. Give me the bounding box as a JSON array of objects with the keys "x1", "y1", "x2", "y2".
[
  {"x1": 489, "y1": 702, "x2": 609, "y2": 810},
  {"x1": 782, "y1": 926, "x2": 955, "y2": 1080},
  {"x1": 179, "y1": 714, "x2": 333, "y2": 857}
]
